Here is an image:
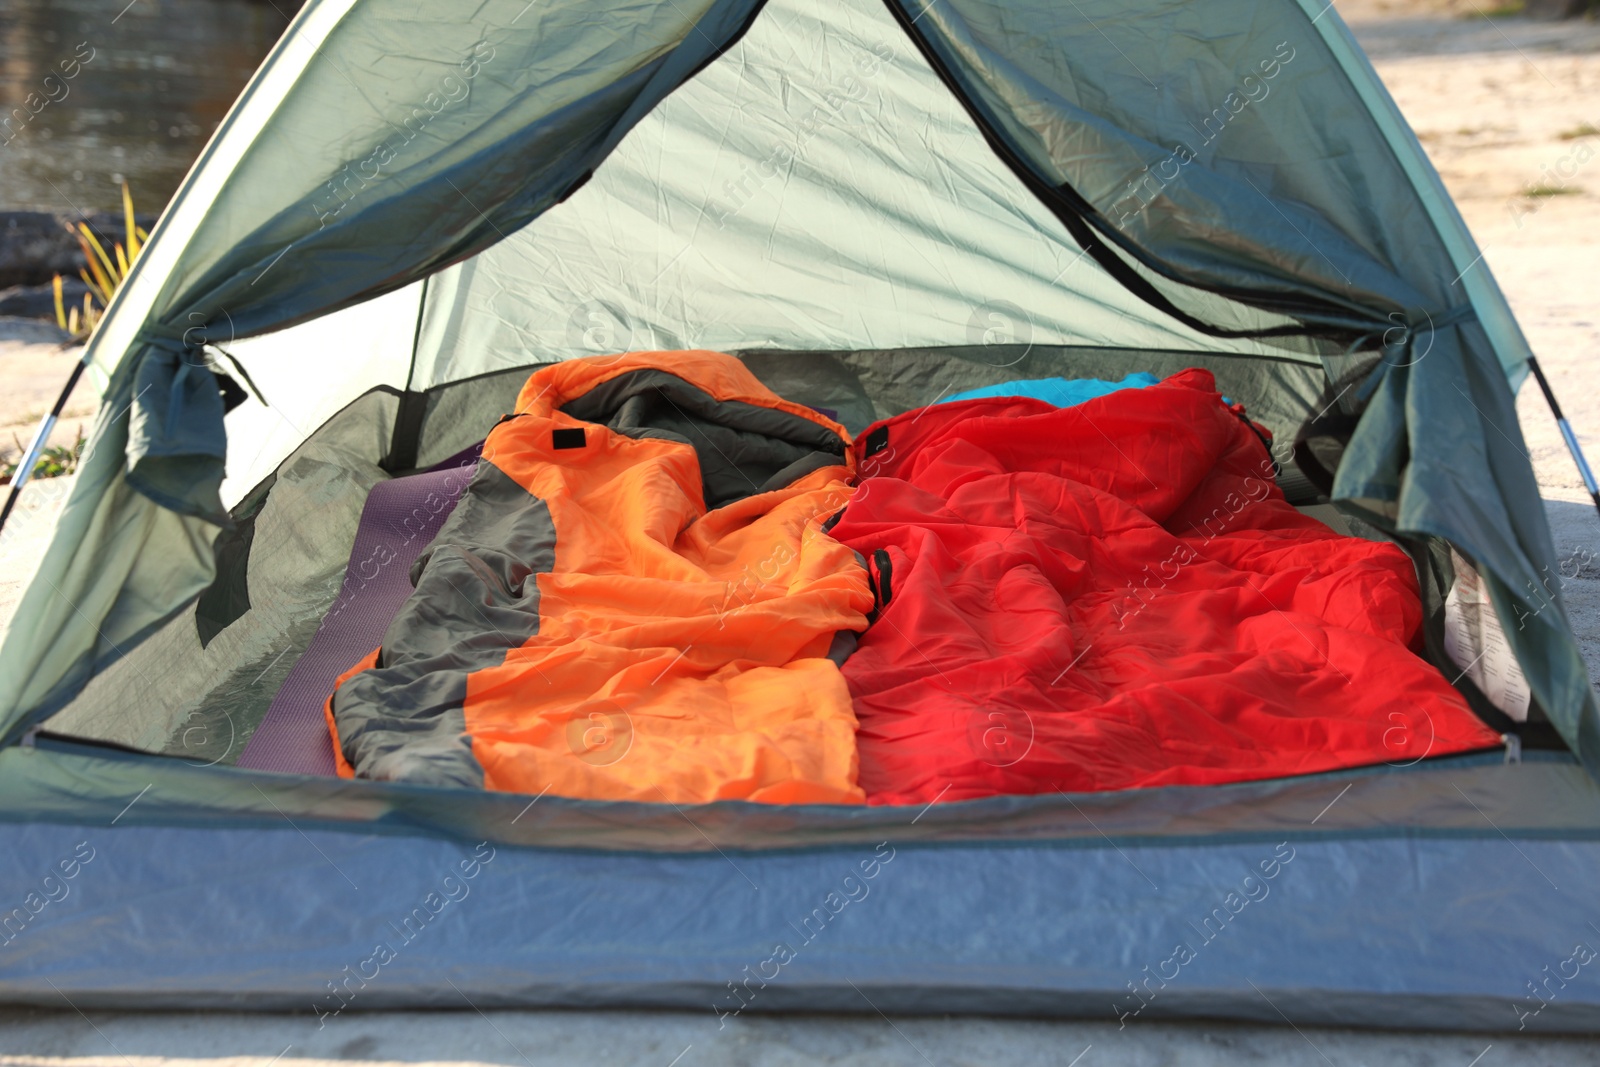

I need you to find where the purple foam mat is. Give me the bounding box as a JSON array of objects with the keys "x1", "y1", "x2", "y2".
[{"x1": 235, "y1": 446, "x2": 481, "y2": 775}]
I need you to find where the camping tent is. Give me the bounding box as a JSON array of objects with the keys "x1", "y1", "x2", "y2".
[{"x1": 3, "y1": 0, "x2": 1599, "y2": 1030}]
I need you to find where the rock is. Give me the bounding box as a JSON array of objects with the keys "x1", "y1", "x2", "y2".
[
  {"x1": 0, "y1": 278, "x2": 92, "y2": 322},
  {"x1": 0, "y1": 213, "x2": 76, "y2": 290},
  {"x1": 0, "y1": 210, "x2": 158, "y2": 291}
]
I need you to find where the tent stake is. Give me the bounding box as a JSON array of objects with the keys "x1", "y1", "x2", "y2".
[
  {"x1": 0, "y1": 358, "x2": 87, "y2": 537},
  {"x1": 1527, "y1": 356, "x2": 1600, "y2": 521}
]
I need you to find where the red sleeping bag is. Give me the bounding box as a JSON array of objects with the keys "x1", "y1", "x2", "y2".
[{"x1": 828, "y1": 368, "x2": 1501, "y2": 805}]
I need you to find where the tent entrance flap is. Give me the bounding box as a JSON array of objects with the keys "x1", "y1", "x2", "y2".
[{"x1": 406, "y1": 0, "x2": 1314, "y2": 392}]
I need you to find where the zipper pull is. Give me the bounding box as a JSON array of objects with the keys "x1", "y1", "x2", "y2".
[
  {"x1": 19, "y1": 724, "x2": 40, "y2": 751},
  {"x1": 1503, "y1": 732, "x2": 1522, "y2": 765}
]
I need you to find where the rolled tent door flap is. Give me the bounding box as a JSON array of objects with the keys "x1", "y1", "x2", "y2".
[
  {"x1": 887, "y1": 0, "x2": 1599, "y2": 769},
  {"x1": 0, "y1": 0, "x2": 767, "y2": 737}
]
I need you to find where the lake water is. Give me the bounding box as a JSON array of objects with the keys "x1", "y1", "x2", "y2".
[{"x1": 0, "y1": 0, "x2": 295, "y2": 215}]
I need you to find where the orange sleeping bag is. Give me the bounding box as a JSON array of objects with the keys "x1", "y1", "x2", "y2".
[{"x1": 327, "y1": 351, "x2": 873, "y2": 804}]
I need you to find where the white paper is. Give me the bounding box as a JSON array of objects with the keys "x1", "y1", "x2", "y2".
[{"x1": 1443, "y1": 549, "x2": 1531, "y2": 722}]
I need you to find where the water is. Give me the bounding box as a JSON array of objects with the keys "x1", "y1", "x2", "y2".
[{"x1": 0, "y1": 0, "x2": 295, "y2": 216}]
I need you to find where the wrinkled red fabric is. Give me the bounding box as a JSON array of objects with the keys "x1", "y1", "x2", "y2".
[{"x1": 830, "y1": 368, "x2": 1501, "y2": 805}]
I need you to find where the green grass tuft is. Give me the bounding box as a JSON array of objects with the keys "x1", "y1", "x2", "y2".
[
  {"x1": 1524, "y1": 183, "x2": 1582, "y2": 197},
  {"x1": 1, "y1": 428, "x2": 84, "y2": 484}
]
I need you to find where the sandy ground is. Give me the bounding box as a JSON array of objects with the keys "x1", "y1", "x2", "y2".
[
  {"x1": 0, "y1": 326, "x2": 91, "y2": 638},
  {"x1": 0, "y1": 326, "x2": 93, "y2": 470},
  {"x1": 3, "y1": 1009, "x2": 1600, "y2": 1067},
  {"x1": 1, "y1": 1, "x2": 1600, "y2": 1063}
]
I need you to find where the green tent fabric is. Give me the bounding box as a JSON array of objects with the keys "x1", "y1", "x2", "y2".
[
  {"x1": 0, "y1": 0, "x2": 1593, "y2": 787},
  {"x1": 0, "y1": 0, "x2": 768, "y2": 738},
  {"x1": 887, "y1": 0, "x2": 1597, "y2": 765}
]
